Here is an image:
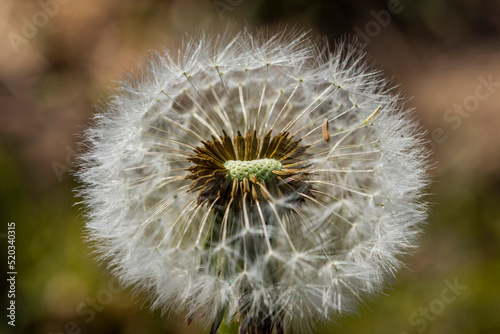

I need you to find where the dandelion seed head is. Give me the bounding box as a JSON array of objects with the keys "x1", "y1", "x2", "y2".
[{"x1": 76, "y1": 28, "x2": 429, "y2": 334}]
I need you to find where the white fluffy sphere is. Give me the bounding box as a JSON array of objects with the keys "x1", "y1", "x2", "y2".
[{"x1": 76, "y1": 29, "x2": 429, "y2": 334}]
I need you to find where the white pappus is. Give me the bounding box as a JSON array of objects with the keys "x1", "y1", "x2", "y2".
[{"x1": 76, "y1": 28, "x2": 429, "y2": 334}]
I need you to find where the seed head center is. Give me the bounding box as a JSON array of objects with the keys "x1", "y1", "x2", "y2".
[{"x1": 224, "y1": 158, "x2": 282, "y2": 182}]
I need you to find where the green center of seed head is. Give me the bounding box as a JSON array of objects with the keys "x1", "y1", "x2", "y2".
[{"x1": 223, "y1": 158, "x2": 282, "y2": 182}]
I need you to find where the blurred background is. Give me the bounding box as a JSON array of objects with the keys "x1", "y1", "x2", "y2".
[{"x1": 1, "y1": 0, "x2": 499, "y2": 333}]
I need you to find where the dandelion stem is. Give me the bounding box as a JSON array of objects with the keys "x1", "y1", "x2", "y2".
[{"x1": 219, "y1": 317, "x2": 240, "y2": 334}]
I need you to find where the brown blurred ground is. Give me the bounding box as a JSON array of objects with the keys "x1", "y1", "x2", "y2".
[{"x1": 1, "y1": 0, "x2": 499, "y2": 334}]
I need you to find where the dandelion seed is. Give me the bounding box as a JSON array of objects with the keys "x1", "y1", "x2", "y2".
[
  {"x1": 76, "y1": 28, "x2": 429, "y2": 334},
  {"x1": 322, "y1": 118, "x2": 331, "y2": 143}
]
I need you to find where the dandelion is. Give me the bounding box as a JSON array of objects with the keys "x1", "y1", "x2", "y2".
[{"x1": 76, "y1": 29, "x2": 428, "y2": 334}]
